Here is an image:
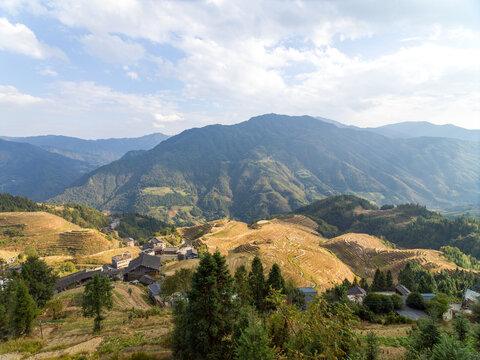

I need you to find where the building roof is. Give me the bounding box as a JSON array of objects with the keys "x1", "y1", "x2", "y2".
[
  {"x1": 125, "y1": 253, "x2": 161, "y2": 274},
  {"x1": 148, "y1": 283, "x2": 161, "y2": 297},
  {"x1": 395, "y1": 284, "x2": 411, "y2": 296},
  {"x1": 298, "y1": 287, "x2": 317, "y2": 295},
  {"x1": 139, "y1": 275, "x2": 156, "y2": 285},
  {"x1": 464, "y1": 289, "x2": 480, "y2": 304},
  {"x1": 396, "y1": 306, "x2": 428, "y2": 320},
  {"x1": 56, "y1": 269, "x2": 102, "y2": 290},
  {"x1": 421, "y1": 293, "x2": 436, "y2": 302},
  {"x1": 348, "y1": 286, "x2": 367, "y2": 296}
]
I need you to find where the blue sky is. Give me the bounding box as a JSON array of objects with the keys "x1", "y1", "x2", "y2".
[{"x1": 0, "y1": 0, "x2": 479, "y2": 139}]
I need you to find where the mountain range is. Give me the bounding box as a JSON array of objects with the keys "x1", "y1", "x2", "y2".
[
  {"x1": 50, "y1": 114, "x2": 480, "y2": 224},
  {"x1": 1, "y1": 132, "x2": 169, "y2": 167}
]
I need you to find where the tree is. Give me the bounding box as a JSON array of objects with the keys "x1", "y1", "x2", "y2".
[
  {"x1": 235, "y1": 315, "x2": 275, "y2": 360},
  {"x1": 11, "y1": 279, "x2": 37, "y2": 335},
  {"x1": 23, "y1": 245, "x2": 38, "y2": 258},
  {"x1": 364, "y1": 331, "x2": 380, "y2": 360},
  {"x1": 430, "y1": 336, "x2": 473, "y2": 360},
  {"x1": 453, "y1": 314, "x2": 470, "y2": 343},
  {"x1": 21, "y1": 256, "x2": 58, "y2": 308},
  {"x1": 45, "y1": 298, "x2": 63, "y2": 320},
  {"x1": 371, "y1": 269, "x2": 386, "y2": 291},
  {"x1": 426, "y1": 295, "x2": 450, "y2": 320},
  {"x1": 266, "y1": 264, "x2": 286, "y2": 294},
  {"x1": 398, "y1": 262, "x2": 415, "y2": 291},
  {"x1": 406, "y1": 291, "x2": 425, "y2": 310},
  {"x1": 359, "y1": 278, "x2": 369, "y2": 292},
  {"x1": 161, "y1": 268, "x2": 194, "y2": 296},
  {"x1": 61, "y1": 261, "x2": 76, "y2": 274},
  {"x1": 82, "y1": 274, "x2": 114, "y2": 332},
  {"x1": 173, "y1": 251, "x2": 235, "y2": 360},
  {"x1": 386, "y1": 270, "x2": 394, "y2": 290},
  {"x1": 249, "y1": 256, "x2": 267, "y2": 311},
  {"x1": 234, "y1": 265, "x2": 252, "y2": 306}
]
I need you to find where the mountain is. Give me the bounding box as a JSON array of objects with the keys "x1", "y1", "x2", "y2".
[
  {"x1": 367, "y1": 121, "x2": 480, "y2": 142},
  {"x1": 0, "y1": 139, "x2": 93, "y2": 201},
  {"x1": 1, "y1": 132, "x2": 169, "y2": 167},
  {"x1": 294, "y1": 194, "x2": 480, "y2": 259},
  {"x1": 51, "y1": 114, "x2": 480, "y2": 225}
]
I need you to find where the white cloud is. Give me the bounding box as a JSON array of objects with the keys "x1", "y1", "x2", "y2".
[
  {"x1": 0, "y1": 85, "x2": 43, "y2": 106},
  {"x1": 38, "y1": 68, "x2": 58, "y2": 76},
  {"x1": 81, "y1": 32, "x2": 145, "y2": 64},
  {"x1": 126, "y1": 71, "x2": 139, "y2": 80},
  {"x1": 0, "y1": 17, "x2": 65, "y2": 59}
]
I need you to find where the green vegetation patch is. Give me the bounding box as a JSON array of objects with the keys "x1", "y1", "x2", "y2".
[{"x1": 0, "y1": 339, "x2": 43, "y2": 354}]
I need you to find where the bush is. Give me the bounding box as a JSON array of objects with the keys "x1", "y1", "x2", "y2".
[
  {"x1": 406, "y1": 292, "x2": 425, "y2": 310},
  {"x1": 363, "y1": 293, "x2": 396, "y2": 314}
]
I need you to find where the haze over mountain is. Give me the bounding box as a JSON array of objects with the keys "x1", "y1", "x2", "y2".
[
  {"x1": 51, "y1": 114, "x2": 480, "y2": 224},
  {"x1": 1, "y1": 133, "x2": 169, "y2": 167},
  {"x1": 0, "y1": 139, "x2": 92, "y2": 201},
  {"x1": 321, "y1": 118, "x2": 480, "y2": 143}
]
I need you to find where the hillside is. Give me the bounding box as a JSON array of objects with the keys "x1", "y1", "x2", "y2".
[
  {"x1": 294, "y1": 195, "x2": 480, "y2": 259},
  {"x1": 0, "y1": 139, "x2": 93, "y2": 201},
  {"x1": 51, "y1": 114, "x2": 480, "y2": 225},
  {"x1": 0, "y1": 212, "x2": 116, "y2": 256},
  {"x1": 165, "y1": 215, "x2": 470, "y2": 291},
  {"x1": 2, "y1": 133, "x2": 169, "y2": 167}
]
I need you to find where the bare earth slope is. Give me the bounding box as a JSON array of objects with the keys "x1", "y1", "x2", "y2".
[{"x1": 0, "y1": 211, "x2": 116, "y2": 256}]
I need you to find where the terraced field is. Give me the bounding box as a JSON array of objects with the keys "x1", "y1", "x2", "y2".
[{"x1": 0, "y1": 212, "x2": 116, "y2": 256}]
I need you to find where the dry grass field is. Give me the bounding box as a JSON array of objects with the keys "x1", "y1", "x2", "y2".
[
  {"x1": 322, "y1": 233, "x2": 467, "y2": 279},
  {"x1": 0, "y1": 212, "x2": 117, "y2": 256},
  {"x1": 0, "y1": 283, "x2": 172, "y2": 360}
]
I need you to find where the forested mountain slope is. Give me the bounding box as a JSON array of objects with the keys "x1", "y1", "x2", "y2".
[
  {"x1": 0, "y1": 139, "x2": 93, "y2": 201},
  {"x1": 51, "y1": 114, "x2": 480, "y2": 224},
  {"x1": 1, "y1": 133, "x2": 169, "y2": 167}
]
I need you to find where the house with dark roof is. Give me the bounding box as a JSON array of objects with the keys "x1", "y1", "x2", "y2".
[
  {"x1": 395, "y1": 284, "x2": 411, "y2": 298},
  {"x1": 298, "y1": 287, "x2": 317, "y2": 309},
  {"x1": 139, "y1": 274, "x2": 156, "y2": 286},
  {"x1": 347, "y1": 286, "x2": 367, "y2": 303},
  {"x1": 56, "y1": 269, "x2": 102, "y2": 292},
  {"x1": 148, "y1": 283, "x2": 162, "y2": 304},
  {"x1": 124, "y1": 253, "x2": 161, "y2": 281}
]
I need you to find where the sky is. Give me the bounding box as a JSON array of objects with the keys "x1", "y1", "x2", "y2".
[{"x1": 0, "y1": 0, "x2": 479, "y2": 139}]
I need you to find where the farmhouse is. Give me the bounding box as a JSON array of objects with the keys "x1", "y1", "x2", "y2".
[
  {"x1": 395, "y1": 284, "x2": 411, "y2": 298},
  {"x1": 56, "y1": 269, "x2": 102, "y2": 292},
  {"x1": 124, "y1": 253, "x2": 161, "y2": 281},
  {"x1": 148, "y1": 283, "x2": 162, "y2": 304},
  {"x1": 111, "y1": 251, "x2": 132, "y2": 269},
  {"x1": 347, "y1": 285, "x2": 367, "y2": 303}
]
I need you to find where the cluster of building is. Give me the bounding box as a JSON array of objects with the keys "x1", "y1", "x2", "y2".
[{"x1": 54, "y1": 236, "x2": 197, "y2": 295}]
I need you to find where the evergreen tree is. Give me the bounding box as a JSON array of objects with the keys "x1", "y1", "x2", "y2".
[
  {"x1": 21, "y1": 256, "x2": 58, "y2": 308},
  {"x1": 234, "y1": 265, "x2": 252, "y2": 306},
  {"x1": 266, "y1": 264, "x2": 286, "y2": 293},
  {"x1": 11, "y1": 279, "x2": 37, "y2": 335},
  {"x1": 174, "y1": 251, "x2": 236, "y2": 360},
  {"x1": 359, "y1": 278, "x2": 369, "y2": 291},
  {"x1": 249, "y1": 256, "x2": 267, "y2": 311},
  {"x1": 235, "y1": 315, "x2": 275, "y2": 360},
  {"x1": 386, "y1": 270, "x2": 394, "y2": 290},
  {"x1": 398, "y1": 263, "x2": 415, "y2": 291},
  {"x1": 82, "y1": 274, "x2": 113, "y2": 332},
  {"x1": 371, "y1": 269, "x2": 386, "y2": 291},
  {"x1": 453, "y1": 314, "x2": 470, "y2": 343},
  {"x1": 430, "y1": 336, "x2": 473, "y2": 360},
  {"x1": 364, "y1": 331, "x2": 380, "y2": 360}
]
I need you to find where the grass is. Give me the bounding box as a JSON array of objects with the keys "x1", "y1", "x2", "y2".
[
  {"x1": 97, "y1": 333, "x2": 149, "y2": 354},
  {"x1": 0, "y1": 338, "x2": 44, "y2": 354}
]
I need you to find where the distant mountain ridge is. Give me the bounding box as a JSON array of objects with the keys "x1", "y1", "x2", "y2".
[
  {"x1": 320, "y1": 118, "x2": 480, "y2": 142},
  {"x1": 51, "y1": 114, "x2": 480, "y2": 224},
  {"x1": 1, "y1": 132, "x2": 169, "y2": 166},
  {"x1": 0, "y1": 139, "x2": 93, "y2": 201}
]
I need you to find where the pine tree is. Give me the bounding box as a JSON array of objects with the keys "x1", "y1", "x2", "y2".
[
  {"x1": 386, "y1": 270, "x2": 394, "y2": 290},
  {"x1": 249, "y1": 256, "x2": 267, "y2": 311},
  {"x1": 453, "y1": 314, "x2": 470, "y2": 343},
  {"x1": 11, "y1": 279, "x2": 37, "y2": 335},
  {"x1": 21, "y1": 256, "x2": 58, "y2": 308},
  {"x1": 398, "y1": 263, "x2": 415, "y2": 291},
  {"x1": 174, "y1": 251, "x2": 236, "y2": 360},
  {"x1": 266, "y1": 264, "x2": 286, "y2": 294},
  {"x1": 235, "y1": 315, "x2": 275, "y2": 360},
  {"x1": 364, "y1": 331, "x2": 380, "y2": 360},
  {"x1": 234, "y1": 265, "x2": 252, "y2": 306},
  {"x1": 359, "y1": 278, "x2": 369, "y2": 291},
  {"x1": 82, "y1": 274, "x2": 113, "y2": 332},
  {"x1": 371, "y1": 269, "x2": 386, "y2": 291}
]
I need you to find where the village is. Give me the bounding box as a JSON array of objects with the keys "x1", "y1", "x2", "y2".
[{"x1": 53, "y1": 236, "x2": 198, "y2": 306}]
